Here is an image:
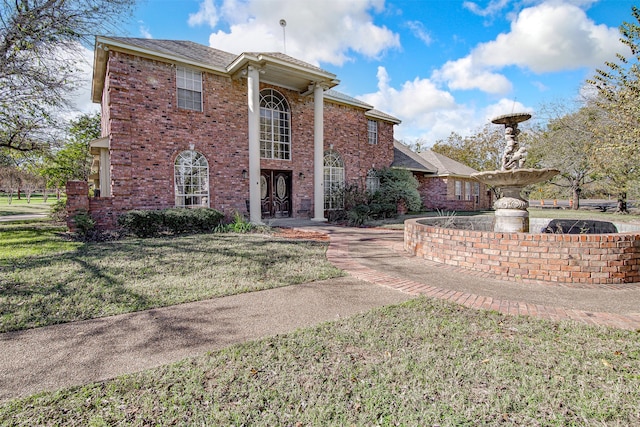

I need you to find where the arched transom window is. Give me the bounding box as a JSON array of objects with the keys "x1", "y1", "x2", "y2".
[
  {"x1": 324, "y1": 150, "x2": 345, "y2": 210},
  {"x1": 174, "y1": 150, "x2": 209, "y2": 208},
  {"x1": 260, "y1": 89, "x2": 291, "y2": 160}
]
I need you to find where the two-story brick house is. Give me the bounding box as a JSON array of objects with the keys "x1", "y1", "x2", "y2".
[{"x1": 66, "y1": 36, "x2": 401, "y2": 229}]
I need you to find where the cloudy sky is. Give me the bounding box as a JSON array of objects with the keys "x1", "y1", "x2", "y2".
[{"x1": 77, "y1": 0, "x2": 633, "y2": 145}]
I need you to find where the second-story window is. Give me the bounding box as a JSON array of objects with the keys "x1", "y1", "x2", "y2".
[
  {"x1": 367, "y1": 119, "x2": 378, "y2": 145},
  {"x1": 260, "y1": 89, "x2": 291, "y2": 160},
  {"x1": 177, "y1": 66, "x2": 202, "y2": 112}
]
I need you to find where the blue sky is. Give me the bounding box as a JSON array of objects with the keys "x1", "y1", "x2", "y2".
[{"x1": 79, "y1": 0, "x2": 635, "y2": 145}]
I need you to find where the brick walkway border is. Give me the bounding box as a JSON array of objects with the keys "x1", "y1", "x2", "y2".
[{"x1": 323, "y1": 228, "x2": 640, "y2": 331}]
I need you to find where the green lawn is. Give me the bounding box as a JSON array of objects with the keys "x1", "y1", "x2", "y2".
[
  {"x1": 0, "y1": 195, "x2": 58, "y2": 216},
  {"x1": 0, "y1": 222, "x2": 343, "y2": 333},
  {"x1": 1, "y1": 298, "x2": 638, "y2": 426}
]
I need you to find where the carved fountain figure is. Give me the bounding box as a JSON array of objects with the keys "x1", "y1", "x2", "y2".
[{"x1": 471, "y1": 113, "x2": 559, "y2": 232}]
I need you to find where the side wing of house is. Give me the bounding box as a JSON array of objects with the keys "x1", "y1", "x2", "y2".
[{"x1": 391, "y1": 141, "x2": 492, "y2": 211}]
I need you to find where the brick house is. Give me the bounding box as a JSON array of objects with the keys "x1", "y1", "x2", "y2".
[
  {"x1": 392, "y1": 141, "x2": 492, "y2": 211},
  {"x1": 67, "y1": 37, "x2": 401, "y2": 230},
  {"x1": 67, "y1": 37, "x2": 491, "y2": 231}
]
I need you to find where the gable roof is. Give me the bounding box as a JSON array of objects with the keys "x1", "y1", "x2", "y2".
[
  {"x1": 391, "y1": 140, "x2": 479, "y2": 177},
  {"x1": 91, "y1": 36, "x2": 401, "y2": 123},
  {"x1": 392, "y1": 140, "x2": 437, "y2": 173},
  {"x1": 418, "y1": 149, "x2": 479, "y2": 177}
]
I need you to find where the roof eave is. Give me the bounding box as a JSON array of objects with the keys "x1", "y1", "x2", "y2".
[{"x1": 365, "y1": 110, "x2": 401, "y2": 124}]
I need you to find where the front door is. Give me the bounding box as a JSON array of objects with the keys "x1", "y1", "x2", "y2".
[{"x1": 260, "y1": 170, "x2": 291, "y2": 218}]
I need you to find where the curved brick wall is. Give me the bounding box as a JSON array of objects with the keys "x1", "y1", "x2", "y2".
[{"x1": 404, "y1": 218, "x2": 640, "y2": 285}]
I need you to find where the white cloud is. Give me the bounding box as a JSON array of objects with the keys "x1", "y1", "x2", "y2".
[
  {"x1": 432, "y1": 56, "x2": 512, "y2": 94},
  {"x1": 205, "y1": 0, "x2": 400, "y2": 66},
  {"x1": 431, "y1": 1, "x2": 623, "y2": 95},
  {"x1": 463, "y1": 0, "x2": 510, "y2": 17},
  {"x1": 138, "y1": 21, "x2": 152, "y2": 39},
  {"x1": 67, "y1": 45, "x2": 100, "y2": 116},
  {"x1": 474, "y1": 2, "x2": 622, "y2": 73},
  {"x1": 188, "y1": 0, "x2": 220, "y2": 28},
  {"x1": 406, "y1": 20, "x2": 432, "y2": 45}
]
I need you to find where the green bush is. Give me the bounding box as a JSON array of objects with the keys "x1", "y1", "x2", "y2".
[
  {"x1": 118, "y1": 208, "x2": 224, "y2": 237},
  {"x1": 327, "y1": 168, "x2": 422, "y2": 226},
  {"x1": 374, "y1": 167, "x2": 422, "y2": 212},
  {"x1": 50, "y1": 198, "x2": 67, "y2": 222},
  {"x1": 72, "y1": 209, "x2": 96, "y2": 239}
]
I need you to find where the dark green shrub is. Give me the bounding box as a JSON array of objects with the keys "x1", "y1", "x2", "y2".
[
  {"x1": 374, "y1": 168, "x2": 422, "y2": 212},
  {"x1": 117, "y1": 208, "x2": 224, "y2": 237},
  {"x1": 72, "y1": 209, "x2": 96, "y2": 239}
]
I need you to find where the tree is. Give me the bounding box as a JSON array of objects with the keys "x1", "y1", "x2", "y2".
[
  {"x1": 42, "y1": 113, "x2": 100, "y2": 192},
  {"x1": 0, "y1": 0, "x2": 134, "y2": 152},
  {"x1": 587, "y1": 6, "x2": 640, "y2": 212},
  {"x1": 528, "y1": 104, "x2": 599, "y2": 210},
  {"x1": 431, "y1": 124, "x2": 504, "y2": 172}
]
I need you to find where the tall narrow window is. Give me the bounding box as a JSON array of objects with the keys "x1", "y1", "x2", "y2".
[
  {"x1": 465, "y1": 181, "x2": 472, "y2": 200},
  {"x1": 366, "y1": 169, "x2": 380, "y2": 193},
  {"x1": 324, "y1": 151, "x2": 345, "y2": 210},
  {"x1": 260, "y1": 89, "x2": 291, "y2": 160},
  {"x1": 368, "y1": 119, "x2": 378, "y2": 145},
  {"x1": 177, "y1": 66, "x2": 202, "y2": 111},
  {"x1": 474, "y1": 182, "x2": 480, "y2": 203},
  {"x1": 174, "y1": 150, "x2": 209, "y2": 208},
  {"x1": 454, "y1": 180, "x2": 462, "y2": 200}
]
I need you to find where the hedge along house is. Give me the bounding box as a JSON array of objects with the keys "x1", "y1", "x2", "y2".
[
  {"x1": 67, "y1": 37, "x2": 401, "y2": 230},
  {"x1": 392, "y1": 141, "x2": 492, "y2": 211}
]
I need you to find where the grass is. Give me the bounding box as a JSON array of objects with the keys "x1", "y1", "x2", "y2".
[
  {"x1": 1, "y1": 297, "x2": 638, "y2": 426},
  {"x1": 0, "y1": 222, "x2": 343, "y2": 333},
  {"x1": 0, "y1": 195, "x2": 57, "y2": 216}
]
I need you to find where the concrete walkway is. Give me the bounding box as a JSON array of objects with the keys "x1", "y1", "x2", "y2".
[{"x1": 1, "y1": 221, "x2": 639, "y2": 402}]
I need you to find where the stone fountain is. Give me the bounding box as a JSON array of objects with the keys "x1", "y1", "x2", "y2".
[{"x1": 471, "y1": 113, "x2": 559, "y2": 233}]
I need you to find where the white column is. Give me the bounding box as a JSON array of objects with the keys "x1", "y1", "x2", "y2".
[
  {"x1": 312, "y1": 83, "x2": 326, "y2": 221},
  {"x1": 247, "y1": 66, "x2": 262, "y2": 224}
]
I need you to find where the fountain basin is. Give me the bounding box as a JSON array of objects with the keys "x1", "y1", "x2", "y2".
[{"x1": 404, "y1": 217, "x2": 640, "y2": 285}]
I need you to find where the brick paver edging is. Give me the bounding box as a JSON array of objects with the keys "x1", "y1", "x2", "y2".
[{"x1": 320, "y1": 228, "x2": 640, "y2": 331}]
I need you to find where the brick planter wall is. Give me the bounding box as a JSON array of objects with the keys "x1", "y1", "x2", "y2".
[{"x1": 404, "y1": 218, "x2": 640, "y2": 285}]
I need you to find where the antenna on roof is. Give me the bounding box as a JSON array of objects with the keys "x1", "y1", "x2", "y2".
[{"x1": 279, "y1": 19, "x2": 287, "y2": 54}]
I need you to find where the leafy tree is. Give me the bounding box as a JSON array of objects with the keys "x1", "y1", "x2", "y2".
[
  {"x1": 431, "y1": 124, "x2": 503, "y2": 172},
  {"x1": 587, "y1": 6, "x2": 640, "y2": 212},
  {"x1": 42, "y1": 113, "x2": 100, "y2": 193},
  {"x1": 0, "y1": 0, "x2": 133, "y2": 152},
  {"x1": 528, "y1": 104, "x2": 599, "y2": 210}
]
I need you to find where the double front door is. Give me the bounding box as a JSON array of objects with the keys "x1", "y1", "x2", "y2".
[{"x1": 260, "y1": 170, "x2": 291, "y2": 218}]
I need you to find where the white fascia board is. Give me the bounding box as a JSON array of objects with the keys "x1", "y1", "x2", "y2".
[{"x1": 95, "y1": 36, "x2": 229, "y2": 74}]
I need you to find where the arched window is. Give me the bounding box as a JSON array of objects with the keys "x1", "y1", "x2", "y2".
[
  {"x1": 174, "y1": 150, "x2": 209, "y2": 208},
  {"x1": 324, "y1": 151, "x2": 345, "y2": 210},
  {"x1": 260, "y1": 89, "x2": 291, "y2": 160}
]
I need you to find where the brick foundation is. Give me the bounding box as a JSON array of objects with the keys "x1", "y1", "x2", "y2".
[{"x1": 404, "y1": 218, "x2": 640, "y2": 285}]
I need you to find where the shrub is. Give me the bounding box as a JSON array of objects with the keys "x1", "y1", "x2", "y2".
[
  {"x1": 50, "y1": 198, "x2": 67, "y2": 222},
  {"x1": 72, "y1": 209, "x2": 96, "y2": 240},
  {"x1": 374, "y1": 168, "x2": 422, "y2": 212},
  {"x1": 118, "y1": 208, "x2": 224, "y2": 237}
]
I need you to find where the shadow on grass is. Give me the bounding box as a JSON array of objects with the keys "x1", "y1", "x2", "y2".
[{"x1": 0, "y1": 232, "x2": 335, "y2": 333}]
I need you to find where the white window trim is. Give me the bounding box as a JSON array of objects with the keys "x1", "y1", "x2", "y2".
[
  {"x1": 174, "y1": 150, "x2": 209, "y2": 208},
  {"x1": 368, "y1": 119, "x2": 378, "y2": 145},
  {"x1": 176, "y1": 66, "x2": 203, "y2": 112},
  {"x1": 260, "y1": 89, "x2": 291, "y2": 160}
]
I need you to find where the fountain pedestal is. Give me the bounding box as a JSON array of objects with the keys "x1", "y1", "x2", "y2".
[{"x1": 472, "y1": 168, "x2": 559, "y2": 233}]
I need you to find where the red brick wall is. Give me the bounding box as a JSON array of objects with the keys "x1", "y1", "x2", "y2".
[
  {"x1": 85, "y1": 50, "x2": 396, "y2": 228},
  {"x1": 417, "y1": 176, "x2": 492, "y2": 211},
  {"x1": 66, "y1": 181, "x2": 90, "y2": 233},
  {"x1": 405, "y1": 218, "x2": 640, "y2": 285}
]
